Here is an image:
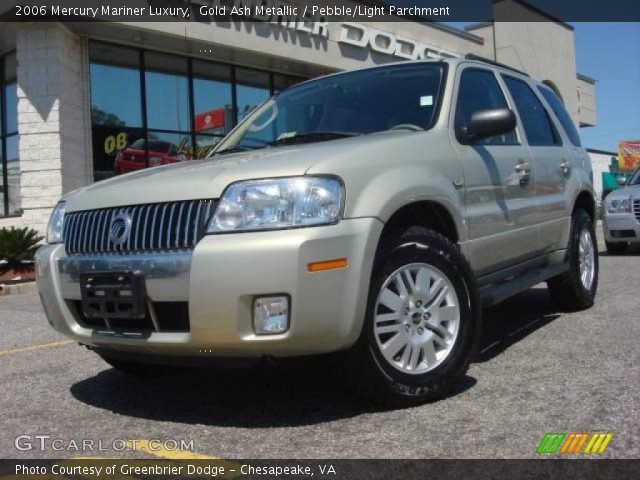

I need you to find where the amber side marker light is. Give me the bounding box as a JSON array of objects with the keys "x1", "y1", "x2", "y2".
[{"x1": 307, "y1": 258, "x2": 348, "y2": 272}]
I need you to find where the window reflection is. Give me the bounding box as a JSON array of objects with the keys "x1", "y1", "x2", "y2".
[
  {"x1": 1, "y1": 52, "x2": 19, "y2": 217},
  {"x1": 90, "y1": 44, "x2": 142, "y2": 128},
  {"x1": 236, "y1": 68, "x2": 270, "y2": 124},
  {"x1": 6, "y1": 134, "x2": 20, "y2": 215},
  {"x1": 273, "y1": 74, "x2": 303, "y2": 94},
  {"x1": 193, "y1": 61, "x2": 232, "y2": 137},
  {"x1": 145, "y1": 53, "x2": 190, "y2": 132},
  {"x1": 89, "y1": 42, "x2": 308, "y2": 179}
]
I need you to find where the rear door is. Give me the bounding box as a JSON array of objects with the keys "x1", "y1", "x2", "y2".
[
  {"x1": 451, "y1": 66, "x2": 538, "y2": 275},
  {"x1": 501, "y1": 76, "x2": 581, "y2": 254}
]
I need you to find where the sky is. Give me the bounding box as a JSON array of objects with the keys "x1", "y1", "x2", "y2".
[
  {"x1": 448, "y1": 21, "x2": 640, "y2": 153},
  {"x1": 572, "y1": 23, "x2": 640, "y2": 152}
]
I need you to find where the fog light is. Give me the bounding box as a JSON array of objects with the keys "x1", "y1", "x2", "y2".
[{"x1": 253, "y1": 295, "x2": 289, "y2": 335}]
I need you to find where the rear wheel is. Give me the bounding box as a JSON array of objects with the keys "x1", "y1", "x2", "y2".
[
  {"x1": 547, "y1": 209, "x2": 598, "y2": 310},
  {"x1": 605, "y1": 240, "x2": 628, "y2": 255},
  {"x1": 350, "y1": 228, "x2": 480, "y2": 406}
]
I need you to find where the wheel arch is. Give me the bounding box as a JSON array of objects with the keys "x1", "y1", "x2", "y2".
[
  {"x1": 378, "y1": 200, "x2": 461, "y2": 249},
  {"x1": 573, "y1": 190, "x2": 596, "y2": 222}
]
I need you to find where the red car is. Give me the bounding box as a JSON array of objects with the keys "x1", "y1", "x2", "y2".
[{"x1": 115, "y1": 139, "x2": 187, "y2": 174}]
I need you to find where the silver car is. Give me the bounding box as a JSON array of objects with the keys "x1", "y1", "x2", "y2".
[
  {"x1": 36, "y1": 56, "x2": 598, "y2": 405},
  {"x1": 603, "y1": 167, "x2": 640, "y2": 254}
]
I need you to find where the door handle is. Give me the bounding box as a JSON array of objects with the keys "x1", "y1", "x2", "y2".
[
  {"x1": 560, "y1": 160, "x2": 572, "y2": 175},
  {"x1": 515, "y1": 161, "x2": 531, "y2": 185}
]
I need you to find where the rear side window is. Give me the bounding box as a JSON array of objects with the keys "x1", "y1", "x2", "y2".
[
  {"x1": 502, "y1": 76, "x2": 561, "y2": 147},
  {"x1": 456, "y1": 69, "x2": 517, "y2": 145},
  {"x1": 538, "y1": 86, "x2": 582, "y2": 147}
]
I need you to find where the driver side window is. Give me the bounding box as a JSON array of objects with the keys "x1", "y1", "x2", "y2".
[{"x1": 456, "y1": 69, "x2": 517, "y2": 146}]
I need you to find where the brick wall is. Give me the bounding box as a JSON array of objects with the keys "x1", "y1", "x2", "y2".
[{"x1": 7, "y1": 23, "x2": 93, "y2": 234}]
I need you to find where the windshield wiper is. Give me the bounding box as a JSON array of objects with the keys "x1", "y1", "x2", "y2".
[
  {"x1": 268, "y1": 131, "x2": 361, "y2": 147},
  {"x1": 212, "y1": 145, "x2": 264, "y2": 156}
]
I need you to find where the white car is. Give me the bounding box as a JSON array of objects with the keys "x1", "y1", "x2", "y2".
[{"x1": 603, "y1": 166, "x2": 640, "y2": 254}]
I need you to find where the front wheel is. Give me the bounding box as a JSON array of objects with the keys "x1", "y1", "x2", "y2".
[
  {"x1": 547, "y1": 209, "x2": 598, "y2": 311},
  {"x1": 351, "y1": 228, "x2": 480, "y2": 406}
]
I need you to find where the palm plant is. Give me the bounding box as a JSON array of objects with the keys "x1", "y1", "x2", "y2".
[{"x1": 0, "y1": 227, "x2": 44, "y2": 268}]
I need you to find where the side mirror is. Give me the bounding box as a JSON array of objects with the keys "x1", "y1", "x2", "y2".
[
  {"x1": 616, "y1": 176, "x2": 627, "y2": 186},
  {"x1": 458, "y1": 108, "x2": 517, "y2": 144}
]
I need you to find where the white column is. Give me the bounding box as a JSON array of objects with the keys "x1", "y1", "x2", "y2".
[{"x1": 16, "y1": 22, "x2": 92, "y2": 234}]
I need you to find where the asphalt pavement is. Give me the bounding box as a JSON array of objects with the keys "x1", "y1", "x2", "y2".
[{"x1": 1, "y1": 229, "x2": 638, "y2": 459}]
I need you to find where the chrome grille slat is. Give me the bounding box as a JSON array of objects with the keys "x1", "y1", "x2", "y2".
[
  {"x1": 175, "y1": 202, "x2": 186, "y2": 249},
  {"x1": 633, "y1": 199, "x2": 640, "y2": 223},
  {"x1": 69, "y1": 213, "x2": 79, "y2": 253},
  {"x1": 140, "y1": 206, "x2": 150, "y2": 251},
  {"x1": 167, "y1": 203, "x2": 177, "y2": 249},
  {"x1": 80, "y1": 212, "x2": 89, "y2": 252},
  {"x1": 158, "y1": 204, "x2": 169, "y2": 250},
  {"x1": 184, "y1": 201, "x2": 194, "y2": 248},
  {"x1": 63, "y1": 199, "x2": 215, "y2": 254},
  {"x1": 192, "y1": 202, "x2": 203, "y2": 246},
  {"x1": 73, "y1": 215, "x2": 84, "y2": 253},
  {"x1": 87, "y1": 211, "x2": 97, "y2": 253},
  {"x1": 149, "y1": 204, "x2": 159, "y2": 249},
  {"x1": 93, "y1": 211, "x2": 103, "y2": 252}
]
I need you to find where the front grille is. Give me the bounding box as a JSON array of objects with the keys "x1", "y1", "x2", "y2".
[
  {"x1": 634, "y1": 199, "x2": 640, "y2": 223},
  {"x1": 69, "y1": 300, "x2": 190, "y2": 333},
  {"x1": 63, "y1": 199, "x2": 216, "y2": 254}
]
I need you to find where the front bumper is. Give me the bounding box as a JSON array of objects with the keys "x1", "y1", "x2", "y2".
[
  {"x1": 36, "y1": 218, "x2": 382, "y2": 358},
  {"x1": 602, "y1": 214, "x2": 640, "y2": 243}
]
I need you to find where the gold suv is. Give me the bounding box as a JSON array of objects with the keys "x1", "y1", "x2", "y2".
[{"x1": 37, "y1": 56, "x2": 598, "y2": 405}]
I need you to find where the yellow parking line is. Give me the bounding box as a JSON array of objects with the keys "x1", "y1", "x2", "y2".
[
  {"x1": 0, "y1": 340, "x2": 74, "y2": 357},
  {"x1": 125, "y1": 439, "x2": 217, "y2": 460}
]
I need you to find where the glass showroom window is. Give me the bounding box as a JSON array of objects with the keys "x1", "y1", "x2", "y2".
[
  {"x1": 89, "y1": 41, "x2": 305, "y2": 181},
  {"x1": 1, "y1": 51, "x2": 19, "y2": 217}
]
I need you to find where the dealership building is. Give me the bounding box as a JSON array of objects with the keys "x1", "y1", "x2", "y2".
[{"x1": 0, "y1": 0, "x2": 599, "y2": 233}]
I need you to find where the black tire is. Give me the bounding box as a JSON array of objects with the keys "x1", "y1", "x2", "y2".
[
  {"x1": 547, "y1": 209, "x2": 598, "y2": 311},
  {"x1": 605, "y1": 240, "x2": 628, "y2": 255},
  {"x1": 349, "y1": 227, "x2": 480, "y2": 407}
]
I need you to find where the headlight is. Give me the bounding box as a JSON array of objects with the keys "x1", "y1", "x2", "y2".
[
  {"x1": 46, "y1": 201, "x2": 66, "y2": 244},
  {"x1": 208, "y1": 176, "x2": 343, "y2": 233},
  {"x1": 607, "y1": 198, "x2": 631, "y2": 214}
]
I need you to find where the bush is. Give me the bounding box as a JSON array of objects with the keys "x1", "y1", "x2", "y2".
[{"x1": 0, "y1": 227, "x2": 45, "y2": 267}]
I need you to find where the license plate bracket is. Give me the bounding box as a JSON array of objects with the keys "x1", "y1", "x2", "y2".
[{"x1": 80, "y1": 271, "x2": 147, "y2": 319}]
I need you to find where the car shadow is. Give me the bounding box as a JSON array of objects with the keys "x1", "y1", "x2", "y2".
[
  {"x1": 476, "y1": 286, "x2": 560, "y2": 363},
  {"x1": 70, "y1": 288, "x2": 561, "y2": 427},
  {"x1": 69, "y1": 358, "x2": 476, "y2": 427},
  {"x1": 598, "y1": 242, "x2": 640, "y2": 256}
]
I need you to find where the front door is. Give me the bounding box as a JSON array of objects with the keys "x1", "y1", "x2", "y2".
[{"x1": 452, "y1": 66, "x2": 539, "y2": 275}]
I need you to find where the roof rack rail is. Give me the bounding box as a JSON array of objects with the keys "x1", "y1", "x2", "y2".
[{"x1": 464, "y1": 54, "x2": 530, "y2": 77}]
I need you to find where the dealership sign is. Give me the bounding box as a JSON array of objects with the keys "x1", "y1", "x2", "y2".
[
  {"x1": 618, "y1": 141, "x2": 640, "y2": 171},
  {"x1": 339, "y1": 22, "x2": 459, "y2": 60}
]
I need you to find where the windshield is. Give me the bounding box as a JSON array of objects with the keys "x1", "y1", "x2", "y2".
[
  {"x1": 628, "y1": 168, "x2": 640, "y2": 186},
  {"x1": 212, "y1": 62, "x2": 446, "y2": 155}
]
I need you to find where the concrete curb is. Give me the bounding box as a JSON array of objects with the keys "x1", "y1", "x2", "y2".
[{"x1": 0, "y1": 281, "x2": 38, "y2": 297}]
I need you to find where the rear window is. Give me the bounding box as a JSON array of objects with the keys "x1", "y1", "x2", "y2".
[
  {"x1": 538, "y1": 86, "x2": 582, "y2": 147},
  {"x1": 503, "y1": 76, "x2": 561, "y2": 147}
]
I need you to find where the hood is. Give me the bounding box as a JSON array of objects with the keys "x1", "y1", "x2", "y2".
[
  {"x1": 62, "y1": 131, "x2": 420, "y2": 212},
  {"x1": 606, "y1": 183, "x2": 640, "y2": 201}
]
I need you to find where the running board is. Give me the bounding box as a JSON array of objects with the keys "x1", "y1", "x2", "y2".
[{"x1": 479, "y1": 263, "x2": 569, "y2": 307}]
